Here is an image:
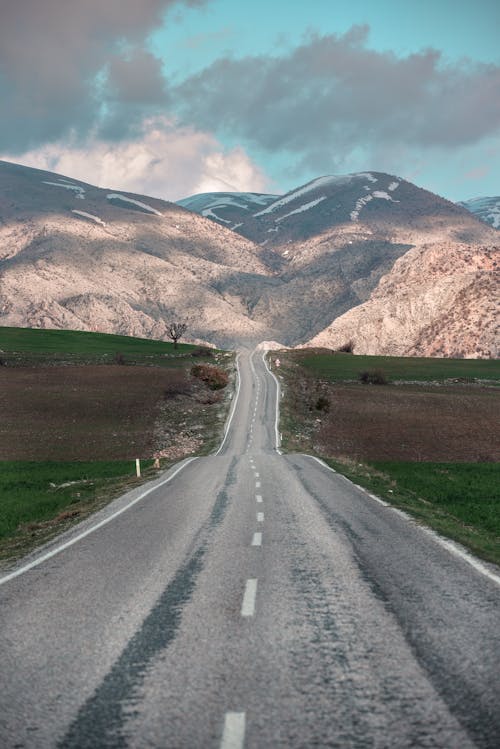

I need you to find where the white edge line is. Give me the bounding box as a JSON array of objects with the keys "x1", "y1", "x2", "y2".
[
  {"x1": 220, "y1": 711, "x2": 246, "y2": 749},
  {"x1": 0, "y1": 458, "x2": 198, "y2": 587},
  {"x1": 304, "y1": 454, "x2": 500, "y2": 588},
  {"x1": 1, "y1": 354, "x2": 243, "y2": 586},
  {"x1": 261, "y1": 351, "x2": 281, "y2": 454},
  {"x1": 214, "y1": 352, "x2": 242, "y2": 457}
]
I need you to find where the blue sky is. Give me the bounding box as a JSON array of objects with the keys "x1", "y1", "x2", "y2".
[{"x1": 1, "y1": 0, "x2": 499, "y2": 201}]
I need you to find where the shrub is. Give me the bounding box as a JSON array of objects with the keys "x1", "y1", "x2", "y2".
[
  {"x1": 114, "y1": 352, "x2": 126, "y2": 365},
  {"x1": 315, "y1": 395, "x2": 330, "y2": 412},
  {"x1": 337, "y1": 340, "x2": 354, "y2": 353},
  {"x1": 359, "y1": 369, "x2": 388, "y2": 385},
  {"x1": 163, "y1": 374, "x2": 193, "y2": 398},
  {"x1": 191, "y1": 346, "x2": 214, "y2": 358},
  {"x1": 191, "y1": 364, "x2": 228, "y2": 390}
]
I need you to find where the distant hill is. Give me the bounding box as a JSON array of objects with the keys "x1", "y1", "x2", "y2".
[{"x1": 457, "y1": 197, "x2": 500, "y2": 230}]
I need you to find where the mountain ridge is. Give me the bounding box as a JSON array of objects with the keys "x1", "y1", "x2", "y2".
[{"x1": 1, "y1": 160, "x2": 498, "y2": 357}]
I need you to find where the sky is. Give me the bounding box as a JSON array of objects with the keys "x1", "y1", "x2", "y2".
[{"x1": 1, "y1": 0, "x2": 499, "y2": 202}]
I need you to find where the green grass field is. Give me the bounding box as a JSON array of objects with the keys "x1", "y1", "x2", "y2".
[
  {"x1": 0, "y1": 460, "x2": 155, "y2": 563},
  {"x1": 0, "y1": 326, "x2": 204, "y2": 366},
  {"x1": 293, "y1": 350, "x2": 500, "y2": 382}
]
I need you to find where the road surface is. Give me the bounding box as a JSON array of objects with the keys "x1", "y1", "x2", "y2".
[{"x1": 1, "y1": 348, "x2": 499, "y2": 748}]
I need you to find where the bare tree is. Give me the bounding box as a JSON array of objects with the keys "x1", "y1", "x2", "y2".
[{"x1": 167, "y1": 321, "x2": 188, "y2": 349}]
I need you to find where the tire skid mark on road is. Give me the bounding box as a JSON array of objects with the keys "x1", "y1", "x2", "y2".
[{"x1": 59, "y1": 458, "x2": 238, "y2": 749}]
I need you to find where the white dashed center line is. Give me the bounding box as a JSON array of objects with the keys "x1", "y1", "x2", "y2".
[
  {"x1": 220, "y1": 711, "x2": 246, "y2": 749},
  {"x1": 255, "y1": 481, "x2": 261, "y2": 488},
  {"x1": 257, "y1": 512, "x2": 264, "y2": 522},
  {"x1": 251, "y1": 532, "x2": 262, "y2": 547},
  {"x1": 256, "y1": 495, "x2": 263, "y2": 503},
  {"x1": 241, "y1": 579, "x2": 258, "y2": 617}
]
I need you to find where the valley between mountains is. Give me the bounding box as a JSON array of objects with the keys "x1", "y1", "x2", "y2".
[{"x1": 1, "y1": 160, "x2": 498, "y2": 357}]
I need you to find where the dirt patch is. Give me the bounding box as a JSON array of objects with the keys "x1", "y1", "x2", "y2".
[
  {"x1": 283, "y1": 380, "x2": 500, "y2": 462},
  {"x1": 0, "y1": 364, "x2": 229, "y2": 460}
]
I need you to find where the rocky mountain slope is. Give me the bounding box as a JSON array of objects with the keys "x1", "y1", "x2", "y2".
[
  {"x1": 1, "y1": 161, "x2": 498, "y2": 356},
  {"x1": 306, "y1": 241, "x2": 499, "y2": 358},
  {"x1": 179, "y1": 173, "x2": 498, "y2": 353},
  {"x1": 458, "y1": 197, "x2": 500, "y2": 230},
  {"x1": 0, "y1": 161, "x2": 275, "y2": 346}
]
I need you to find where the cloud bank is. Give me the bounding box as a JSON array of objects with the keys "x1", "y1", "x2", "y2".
[
  {"x1": 0, "y1": 0, "x2": 205, "y2": 152},
  {"x1": 2, "y1": 6, "x2": 499, "y2": 198},
  {"x1": 8, "y1": 118, "x2": 269, "y2": 201},
  {"x1": 174, "y1": 26, "x2": 500, "y2": 173}
]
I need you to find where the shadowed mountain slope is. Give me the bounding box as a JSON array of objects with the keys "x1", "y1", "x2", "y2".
[{"x1": 1, "y1": 161, "x2": 497, "y2": 355}]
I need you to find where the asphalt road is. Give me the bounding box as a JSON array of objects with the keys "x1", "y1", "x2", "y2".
[{"x1": 1, "y1": 348, "x2": 499, "y2": 748}]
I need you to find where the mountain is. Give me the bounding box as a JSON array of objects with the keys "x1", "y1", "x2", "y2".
[
  {"x1": 1, "y1": 161, "x2": 498, "y2": 356},
  {"x1": 306, "y1": 241, "x2": 499, "y2": 359},
  {"x1": 178, "y1": 172, "x2": 484, "y2": 248},
  {"x1": 177, "y1": 192, "x2": 279, "y2": 228},
  {"x1": 457, "y1": 197, "x2": 500, "y2": 230},
  {"x1": 0, "y1": 160, "x2": 274, "y2": 346},
  {"x1": 179, "y1": 173, "x2": 498, "y2": 350}
]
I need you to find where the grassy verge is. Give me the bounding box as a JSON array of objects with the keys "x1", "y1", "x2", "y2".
[
  {"x1": 0, "y1": 327, "x2": 237, "y2": 565},
  {"x1": 0, "y1": 325, "x2": 209, "y2": 367},
  {"x1": 0, "y1": 460, "x2": 162, "y2": 566},
  {"x1": 275, "y1": 349, "x2": 500, "y2": 566},
  {"x1": 293, "y1": 348, "x2": 500, "y2": 383},
  {"x1": 323, "y1": 458, "x2": 500, "y2": 566}
]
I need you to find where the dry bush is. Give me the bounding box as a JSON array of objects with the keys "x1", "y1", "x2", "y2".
[
  {"x1": 191, "y1": 347, "x2": 214, "y2": 358},
  {"x1": 315, "y1": 395, "x2": 330, "y2": 412},
  {"x1": 191, "y1": 363, "x2": 229, "y2": 390},
  {"x1": 114, "y1": 352, "x2": 126, "y2": 365},
  {"x1": 359, "y1": 369, "x2": 388, "y2": 385},
  {"x1": 163, "y1": 372, "x2": 193, "y2": 398}
]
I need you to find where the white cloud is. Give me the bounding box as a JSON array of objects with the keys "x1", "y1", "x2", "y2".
[{"x1": 2, "y1": 117, "x2": 269, "y2": 201}]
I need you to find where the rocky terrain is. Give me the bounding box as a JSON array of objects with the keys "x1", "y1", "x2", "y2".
[
  {"x1": 307, "y1": 242, "x2": 499, "y2": 358},
  {"x1": 0, "y1": 161, "x2": 273, "y2": 346},
  {"x1": 1, "y1": 160, "x2": 498, "y2": 356}
]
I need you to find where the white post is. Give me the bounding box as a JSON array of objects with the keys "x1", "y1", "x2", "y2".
[{"x1": 136, "y1": 458, "x2": 141, "y2": 478}]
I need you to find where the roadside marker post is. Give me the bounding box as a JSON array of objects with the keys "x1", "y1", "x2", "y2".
[{"x1": 136, "y1": 459, "x2": 141, "y2": 478}]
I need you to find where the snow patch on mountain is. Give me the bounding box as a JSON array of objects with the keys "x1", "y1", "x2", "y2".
[
  {"x1": 253, "y1": 173, "x2": 379, "y2": 217},
  {"x1": 253, "y1": 176, "x2": 339, "y2": 217},
  {"x1": 178, "y1": 192, "x2": 278, "y2": 214},
  {"x1": 275, "y1": 196, "x2": 327, "y2": 223},
  {"x1": 72, "y1": 210, "x2": 106, "y2": 227},
  {"x1": 107, "y1": 193, "x2": 162, "y2": 216},
  {"x1": 202, "y1": 208, "x2": 231, "y2": 223},
  {"x1": 350, "y1": 189, "x2": 399, "y2": 221},
  {"x1": 351, "y1": 194, "x2": 373, "y2": 221},
  {"x1": 43, "y1": 181, "x2": 85, "y2": 199}
]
